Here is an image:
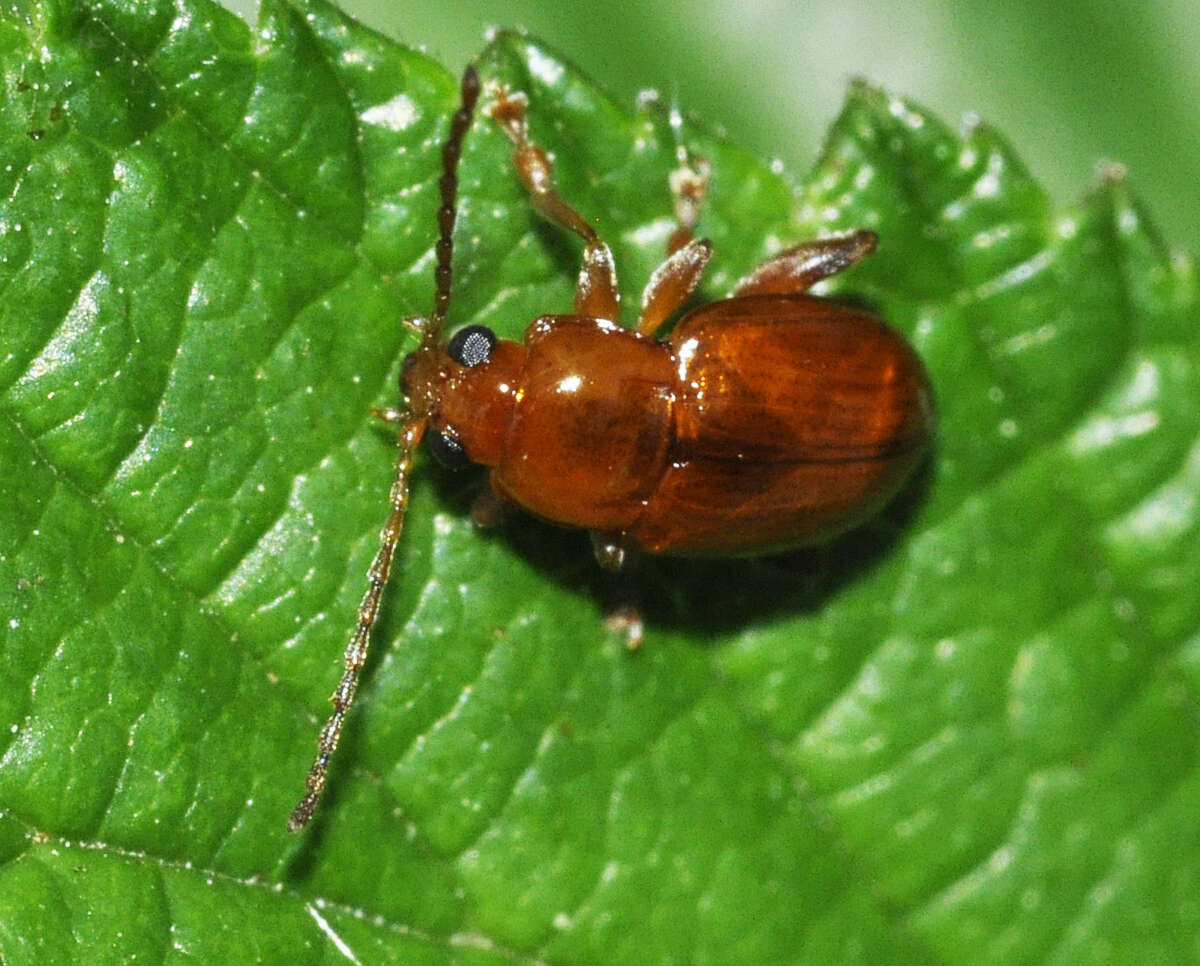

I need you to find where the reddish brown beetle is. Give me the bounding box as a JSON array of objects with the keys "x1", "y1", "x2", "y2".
[{"x1": 288, "y1": 65, "x2": 933, "y2": 830}]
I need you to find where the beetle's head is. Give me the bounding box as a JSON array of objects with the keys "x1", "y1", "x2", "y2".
[{"x1": 403, "y1": 323, "x2": 523, "y2": 470}]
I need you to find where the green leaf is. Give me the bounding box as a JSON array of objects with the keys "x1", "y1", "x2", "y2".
[{"x1": 2, "y1": 1, "x2": 1198, "y2": 963}]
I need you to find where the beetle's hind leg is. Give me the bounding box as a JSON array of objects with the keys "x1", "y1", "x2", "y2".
[
  {"x1": 486, "y1": 84, "x2": 620, "y2": 322},
  {"x1": 732, "y1": 229, "x2": 878, "y2": 297}
]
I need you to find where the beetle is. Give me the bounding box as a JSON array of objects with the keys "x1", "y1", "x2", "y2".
[{"x1": 288, "y1": 64, "x2": 934, "y2": 831}]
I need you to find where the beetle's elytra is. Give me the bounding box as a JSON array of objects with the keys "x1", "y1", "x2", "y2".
[{"x1": 288, "y1": 64, "x2": 934, "y2": 831}]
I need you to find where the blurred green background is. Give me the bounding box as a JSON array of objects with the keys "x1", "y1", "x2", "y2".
[{"x1": 224, "y1": 0, "x2": 1200, "y2": 255}]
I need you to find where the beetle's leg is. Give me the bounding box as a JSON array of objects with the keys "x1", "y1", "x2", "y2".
[
  {"x1": 473, "y1": 478, "x2": 516, "y2": 529},
  {"x1": 590, "y1": 531, "x2": 644, "y2": 649},
  {"x1": 666, "y1": 154, "x2": 711, "y2": 255},
  {"x1": 636, "y1": 237, "x2": 712, "y2": 337},
  {"x1": 605, "y1": 602, "x2": 645, "y2": 651},
  {"x1": 624, "y1": 102, "x2": 714, "y2": 336},
  {"x1": 372, "y1": 407, "x2": 405, "y2": 424},
  {"x1": 486, "y1": 85, "x2": 620, "y2": 322},
  {"x1": 732, "y1": 229, "x2": 878, "y2": 297},
  {"x1": 589, "y1": 530, "x2": 634, "y2": 572},
  {"x1": 638, "y1": 90, "x2": 712, "y2": 255}
]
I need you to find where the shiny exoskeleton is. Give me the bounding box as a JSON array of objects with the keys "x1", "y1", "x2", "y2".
[
  {"x1": 288, "y1": 64, "x2": 933, "y2": 831},
  {"x1": 422, "y1": 296, "x2": 930, "y2": 559}
]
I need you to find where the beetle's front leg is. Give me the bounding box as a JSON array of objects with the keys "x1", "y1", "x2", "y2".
[
  {"x1": 486, "y1": 85, "x2": 620, "y2": 322},
  {"x1": 732, "y1": 230, "x2": 878, "y2": 296}
]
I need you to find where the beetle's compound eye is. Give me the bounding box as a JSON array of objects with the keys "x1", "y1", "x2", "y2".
[
  {"x1": 427, "y1": 426, "x2": 472, "y2": 470},
  {"x1": 447, "y1": 325, "x2": 497, "y2": 367}
]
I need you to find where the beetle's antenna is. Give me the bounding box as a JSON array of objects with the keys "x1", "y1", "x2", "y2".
[
  {"x1": 428, "y1": 64, "x2": 481, "y2": 343},
  {"x1": 287, "y1": 64, "x2": 481, "y2": 833}
]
